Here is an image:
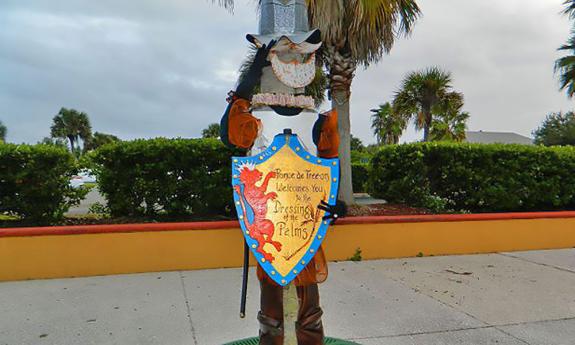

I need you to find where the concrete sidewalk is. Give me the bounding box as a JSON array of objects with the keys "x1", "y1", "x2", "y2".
[{"x1": 1, "y1": 249, "x2": 574, "y2": 345}]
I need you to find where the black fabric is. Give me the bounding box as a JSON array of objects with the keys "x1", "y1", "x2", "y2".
[
  {"x1": 236, "y1": 42, "x2": 275, "y2": 100},
  {"x1": 312, "y1": 113, "x2": 326, "y2": 147},
  {"x1": 306, "y1": 30, "x2": 322, "y2": 45},
  {"x1": 270, "y1": 105, "x2": 304, "y2": 117},
  {"x1": 220, "y1": 103, "x2": 233, "y2": 148}
]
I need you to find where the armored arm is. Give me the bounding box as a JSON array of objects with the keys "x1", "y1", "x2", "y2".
[
  {"x1": 312, "y1": 109, "x2": 340, "y2": 159},
  {"x1": 220, "y1": 43, "x2": 275, "y2": 150}
]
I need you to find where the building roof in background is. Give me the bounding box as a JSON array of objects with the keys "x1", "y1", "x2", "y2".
[{"x1": 465, "y1": 131, "x2": 534, "y2": 145}]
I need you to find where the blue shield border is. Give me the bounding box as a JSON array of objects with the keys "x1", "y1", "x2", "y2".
[{"x1": 232, "y1": 133, "x2": 340, "y2": 286}]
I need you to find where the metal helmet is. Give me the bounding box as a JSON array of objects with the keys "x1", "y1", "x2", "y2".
[{"x1": 259, "y1": 0, "x2": 309, "y2": 35}]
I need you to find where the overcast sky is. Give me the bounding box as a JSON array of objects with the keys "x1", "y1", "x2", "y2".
[{"x1": 0, "y1": 0, "x2": 573, "y2": 145}]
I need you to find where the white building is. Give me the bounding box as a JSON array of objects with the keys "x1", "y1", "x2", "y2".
[{"x1": 465, "y1": 131, "x2": 534, "y2": 145}]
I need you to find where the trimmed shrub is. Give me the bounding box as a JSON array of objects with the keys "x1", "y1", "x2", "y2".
[
  {"x1": 368, "y1": 143, "x2": 575, "y2": 212},
  {"x1": 88, "y1": 138, "x2": 239, "y2": 218},
  {"x1": 352, "y1": 163, "x2": 369, "y2": 193},
  {"x1": 351, "y1": 150, "x2": 371, "y2": 164},
  {"x1": 0, "y1": 143, "x2": 85, "y2": 223}
]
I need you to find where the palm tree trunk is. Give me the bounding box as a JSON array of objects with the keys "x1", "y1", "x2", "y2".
[
  {"x1": 283, "y1": 283, "x2": 298, "y2": 345},
  {"x1": 67, "y1": 136, "x2": 75, "y2": 153},
  {"x1": 332, "y1": 90, "x2": 355, "y2": 205},
  {"x1": 423, "y1": 125, "x2": 430, "y2": 142},
  {"x1": 423, "y1": 109, "x2": 432, "y2": 142},
  {"x1": 326, "y1": 45, "x2": 356, "y2": 205}
]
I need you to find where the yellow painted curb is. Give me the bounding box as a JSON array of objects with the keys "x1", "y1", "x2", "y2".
[{"x1": 0, "y1": 214, "x2": 574, "y2": 282}]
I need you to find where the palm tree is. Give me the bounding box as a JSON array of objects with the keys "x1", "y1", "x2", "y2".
[
  {"x1": 370, "y1": 102, "x2": 405, "y2": 145},
  {"x1": 202, "y1": 123, "x2": 221, "y2": 139},
  {"x1": 556, "y1": 0, "x2": 575, "y2": 98},
  {"x1": 393, "y1": 67, "x2": 463, "y2": 142},
  {"x1": 310, "y1": 0, "x2": 420, "y2": 204},
  {"x1": 84, "y1": 132, "x2": 120, "y2": 152},
  {"x1": 0, "y1": 121, "x2": 6, "y2": 142},
  {"x1": 429, "y1": 94, "x2": 469, "y2": 142},
  {"x1": 39, "y1": 137, "x2": 68, "y2": 148},
  {"x1": 50, "y1": 108, "x2": 92, "y2": 153},
  {"x1": 214, "y1": 0, "x2": 421, "y2": 204},
  {"x1": 556, "y1": 34, "x2": 575, "y2": 98}
]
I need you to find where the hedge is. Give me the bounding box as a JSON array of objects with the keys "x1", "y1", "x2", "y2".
[
  {"x1": 368, "y1": 143, "x2": 575, "y2": 212},
  {"x1": 88, "y1": 138, "x2": 239, "y2": 218},
  {"x1": 352, "y1": 163, "x2": 369, "y2": 193},
  {"x1": 0, "y1": 143, "x2": 85, "y2": 223}
]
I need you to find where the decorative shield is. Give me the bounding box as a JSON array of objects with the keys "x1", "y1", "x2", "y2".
[{"x1": 232, "y1": 133, "x2": 340, "y2": 286}]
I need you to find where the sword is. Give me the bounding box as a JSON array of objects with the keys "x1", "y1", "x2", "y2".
[{"x1": 240, "y1": 239, "x2": 249, "y2": 318}]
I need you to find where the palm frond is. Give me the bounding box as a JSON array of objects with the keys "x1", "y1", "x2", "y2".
[
  {"x1": 211, "y1": 0, "x2": 235, "y2": 11},
  {"x1": 555, "y1": 34, "x2": 575, "y2": 98},
  {"x1": 562, "y1": 0, "x2": 575, "y2": 18},
  {"x1": 308, "y1": 0, "x2": 421, "y2": 66},
  {"x1": 0, "y1": 120, "x2": 6, "y2": 142},
  {"x1": 392, "y1": 67, "x2": 462, "y2": 140},
  {"x1": 370, "y1": 102, "x2": 405, "y2": 144}
]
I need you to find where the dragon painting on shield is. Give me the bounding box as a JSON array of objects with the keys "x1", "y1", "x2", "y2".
[{"x1": 234, "y1": 165, "x2": 281, "y2": 263}]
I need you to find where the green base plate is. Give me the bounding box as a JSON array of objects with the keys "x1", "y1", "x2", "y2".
[{"x1": 224, "y1": 337, "x2": 360, "y2": 345}]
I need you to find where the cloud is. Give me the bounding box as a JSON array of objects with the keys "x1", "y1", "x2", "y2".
[
  {"x1": 0, "y1": 0, "x2": 572, "y2": 145},
  {"x1": 351, "y1": 0, "x2": 573, "y2": 143}
]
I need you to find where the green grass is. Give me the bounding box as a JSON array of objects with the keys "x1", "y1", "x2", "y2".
[
  {"x1": 82, "y1": 182, "x2": 97, "y2": 189},
  {"x1": 0, "y1": 214, "x2": 19, "y2": 221},
  {"x1": 348, "y1": 247, "x2": 363, "y2": 262}
]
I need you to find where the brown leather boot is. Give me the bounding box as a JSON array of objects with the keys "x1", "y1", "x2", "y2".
[
  {"x1": 259, "y1": 280, "x2": 284, "y2": 345},
  {"x1": 296, "y1": 284, "x2": 324, "y2": 345}
]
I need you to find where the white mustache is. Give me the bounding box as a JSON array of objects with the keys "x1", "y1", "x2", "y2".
[{"x1": 269, "y1": 52, "x2": 317, "y2": 89}]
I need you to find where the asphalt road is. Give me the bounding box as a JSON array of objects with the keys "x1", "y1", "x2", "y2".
[{"x1": 66, "y1": 189, "x2": 105, "y2": 216}]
